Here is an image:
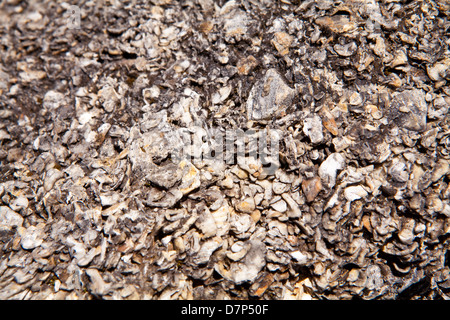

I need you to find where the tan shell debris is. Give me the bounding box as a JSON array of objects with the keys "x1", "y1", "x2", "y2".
[
  {"x1": 215, "y1": 240, "x2": 266, "y2": 284},
  {"x1": 319, "y1": 153, "x2": 345, "y2": 189},
  {"x1": 1, "y1": 0, "x2": 450, "y2": 301},
  {"x1": 302, "y1": 177, "x2": 322, "y2": 203},
  {"x1": 272, "y1": 32, "x2": 293, "y2": 56},
  {"x1": 237, "y1": 55, "x2": 258, "y2": 75},
  {"x1": 303, "y1": 115, "x2": 324, "y2": 144}
]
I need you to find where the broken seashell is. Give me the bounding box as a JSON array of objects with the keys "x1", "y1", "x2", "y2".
[
  {"x1": 303, "y1": 115, "x2": 324, "y2": 144},
  {"x1": 302, "y1": 177, "x2": 322, "y2": 202},
  {"x1": 246, "y1": 68, "x2": 296, "y2": 121},
  {"x1": 319, "y1": 153, "x2": 345, "y2": 189},
  {"x1": 192, "y1": 237, "x2": 223, "y2": 265},
  {"x1": 0, "y1": 206, "x2": 24, "y2": 230}
]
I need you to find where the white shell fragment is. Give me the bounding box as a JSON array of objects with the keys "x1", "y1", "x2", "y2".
[
  {"x1": 303, "y1": 115, "x2": 324, "y2": 144},
  {"x1": 319, "y1": 153, "x2": 345, "y2": 188},
  {"x1": 20, "y1": 224, "x2": 45, "y2": 250},
  {"x1": 0, "y1": 206, "x2": 24, "y2": 230},
  {"x1": 216, "y1": 240, "x2": 266, "y2": 284},
  {"x1": 192, "y1": 237, "x2": 223, "y2": 265},
  {"x1": 344, "y1": 186, "x2": 369, "y2": 202}
]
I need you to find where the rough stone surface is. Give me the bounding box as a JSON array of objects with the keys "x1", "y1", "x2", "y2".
[{"x1": 0, "y1": 0, "x2": 449, "y2": 301}]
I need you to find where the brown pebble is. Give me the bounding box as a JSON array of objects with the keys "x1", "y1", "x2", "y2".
[
  {"x1": 271, "y1": 32, "x2": 293, "y2": 56},
  {"x1": 302, "y1": 177, "x2": 322, "y2": 202},
  {"x1": 319, "y1": 104, "x2": 339, "y2": 136},
  {"x1": 251, "y1": 209, "x2": 261, "y2": 223}
]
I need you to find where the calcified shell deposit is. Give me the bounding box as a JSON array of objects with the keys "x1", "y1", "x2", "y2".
[{"x1": 1, "y1": 0, "x2": 450, "y2": 300}]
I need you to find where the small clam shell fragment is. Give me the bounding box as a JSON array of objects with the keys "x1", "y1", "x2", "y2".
[
  {"x1": 44, "y1": 168, "x2": 64, "y2": 192},
  {"x1": 237, "y1": 55, "x2": 258, "y2": 75},
  {"x1": 192, "y1": 237, "x2": 223, "y2": 265},
  {"x1": 303, "y1": 115, "x2": 323, "y2": 144},
  {"x1": 20, "y1": 224, "x2": 45, "y2": 250},
  {"x1": 210, "y1": 203, "x2": 232, "y2": 237},
  {"x1": 281, "y1": 193, "x2": 301, "y2": 218},
  {"x1": 389, "y1": 161, "x2": 409, "y2": 183},
  {"x1": 218, "y1": 174, "x2": 234, "y2": 189},
  {"x1": 389, "y1": 89, "x2": 428, "y2": 132},
  {"x1": 195, "y1": 206, "x2": 217, "y2": 239},
  {"x1": 235, "y1": 197, "x2": 256, "y2": 214},
  {"x1": 389, "y1": 49, "x2": 408, "y2": 68},
  {"x1": 272, "y1": 32, "x2": 293, "y2": 56},
  {"x1": 318, "y1": 153, "x2": 345, "y2": 189},
  {"x1": 85, "y1": 268, "x2": 110, "y2": 297},
  {"x1": 366, "y1": 104, "x2": 383, "y2": 120},
  {"x1": 319, "y1": 105, "x2": 339, "y2": 136},
  {"x1": 348, "y1": 92, "x2": 363, "y2": 106},
  {"x1": 315, "y1": 15, "x2": 356, "y2": 34},
  {"x1": 301, "y1": 177, "x2": 322, "y2": 202},
  {"x1": 344, "y1": 186, "x2": 368, "y2": 202},
  {"x1": 249, "y1": 273, "x2": 274, "y2": 298},
  {"x1": 0, "y1": 206, "x2": 24, "y2": 230},
  {"x1": 227, "y1": 241, "x2": 250, "y2": 261},
  {"x1": 246, "y1": 68, "x2": 296, "y2": 121},
  {"x1": 365, "y1": 265, "x2": 383, "y2": 291},
  {"x1": 290, "y1": 251, "x2": 309, "y2": 265},
  {"x1": 43, "y1": 90, "x2": 65, "y2": 109},
  {"x1": 334, "y1": 41, "x2": 357, "y2": 57},
  {"x1": 272, "y1": 181, "x2": 289, "y2": 194},
  {"x1": 270, "y1": 199, "x2": 287, "y2": 213},
  {"x1": 427, "y1": 58, "x2": 450, "y2": 82},
  {"x1": 178, "y1": 160, "x2": 201, "y2": 195},
  {"x1": 215, "y1": 240, "x2": 266, "y2": 284},
  {"x1": 398, "y1": 218, "x2": 416, "y2": 245},
  {"x1": 9, "y1": 196, "x2": 29, "y2": 212},
  {"x1": 230, "y1": 213, "x2": 255, "y2": 239},
  {"x1": 99, "y1": 192, "x2": 123, "y2": 207},
  {"x1": 431, "y1": 159, "x2": 450, "y2": 183}
]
